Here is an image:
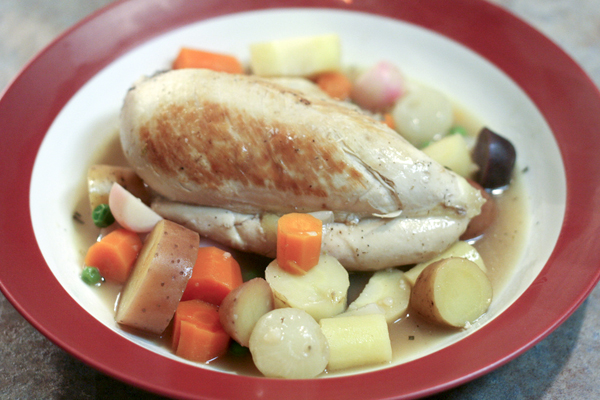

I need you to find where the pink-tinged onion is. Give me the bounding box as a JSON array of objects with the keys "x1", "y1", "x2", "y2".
[
  {"x1": 109, "y1": 183, "x2": 163, "y2": 232},
  {"x1": 350, "y1": 61, "x2": 405, "y2": 112}
]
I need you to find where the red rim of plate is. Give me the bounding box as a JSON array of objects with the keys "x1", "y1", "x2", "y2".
[{"x1": 1, "y1": 0, "x2": 600, "y2": 399}]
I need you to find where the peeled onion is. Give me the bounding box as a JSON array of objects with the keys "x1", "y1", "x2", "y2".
[
  {"x1": 249, "y1": 308, "x2": 329, "y2": 379},
  {"x1": 392, "y1": 86, "x2": 453, "y2": 148},
  {"x1": 350, "y1": 61, "x2": 405, "y2": 112}
]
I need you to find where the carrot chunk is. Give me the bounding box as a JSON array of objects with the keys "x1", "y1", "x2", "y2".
[
  {"x1": 314, "y1": 71, "x2": 352, "y2": 100},
  {"x1": 172, "y1": 299, "x2": 230, "y2": 363},
  {"x1": 383, "y1": 113, "x2": 395, "y2": 130},
  {"x1": 83, "y1": 228, "x2": 142, "y2": 284},
  {"x1": 172, "y1": 47, "x2": 244, "y2": 74},
  {"x1": 276, "y1": 213, "x2": 323, "y2": 275},
  {"x1": 181, "y1": 246, "x2": 243, "y2": 305}
]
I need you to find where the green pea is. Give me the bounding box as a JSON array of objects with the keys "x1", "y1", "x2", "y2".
[
  {"x1": 92, "y1": 203, "x2": 115, "y2": 228},
  {"x1": 81, "y1": 266, "x2": 103, "y2": 285},
  {"x1": 419, "y1": 141, "x2": 432, "y2": 150},
  {"x1": 449, "y1": 126, "x2": 468, "y2": 136},
  {"x1": 228, "y1": 341, "x2": 249, "y2": 357},
  {"x1": 242, "y1": 267, "x2": 264, "y2": 282}
]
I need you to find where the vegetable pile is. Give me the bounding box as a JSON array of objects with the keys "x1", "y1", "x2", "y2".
[{"x1": 80, "y1": 33, "x2": 519, "y2": 378}]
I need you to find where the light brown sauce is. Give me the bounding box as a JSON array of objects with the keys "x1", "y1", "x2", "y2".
[{"x1": 73, "y1": 103, "x2": 530, "y2": 376}]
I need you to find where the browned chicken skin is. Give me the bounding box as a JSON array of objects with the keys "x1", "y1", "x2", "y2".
[{"x1": 120, "y1": 69, "x2": 484, "y2": 270}]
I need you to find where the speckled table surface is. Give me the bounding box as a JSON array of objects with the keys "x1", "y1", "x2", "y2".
[{"x1": 1, "y1": 1, "x2": 599, "y2": 399}]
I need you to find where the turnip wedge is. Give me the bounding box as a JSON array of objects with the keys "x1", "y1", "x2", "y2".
[
  {"x1": 115, "y1": 219, "x2": 199, "y2": 334},
  {"x1": 109, "y1": 182, "x2": 162, "y2": 233}
]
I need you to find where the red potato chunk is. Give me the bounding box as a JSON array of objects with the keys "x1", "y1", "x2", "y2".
[
  {"x1": 115, "y1": 219, "x2": 199, "y2": 334},
  {"x1": 410, "y1": 257, "x2": 493, "y2": 328},
  {"x1": 219, "y1": 278, "x2": 274, "y2": 347}
]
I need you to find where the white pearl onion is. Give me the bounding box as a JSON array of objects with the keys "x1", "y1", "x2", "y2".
[{"x1": 392, "y1": 86, "x2": 453, "y2": 148}]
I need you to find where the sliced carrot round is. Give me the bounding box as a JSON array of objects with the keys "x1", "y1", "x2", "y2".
[
  {"x1": 83, "y1": 228, "x2": 142, "y2": 284},
  {"x1": 276, "y1": 213, "x2": 323, "y2": 275},
  {"x1": 181, "y1": 246, "x2": 243, "y2": 306}
]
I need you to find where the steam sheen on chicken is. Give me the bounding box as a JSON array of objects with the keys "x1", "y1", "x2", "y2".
[{"x1": 120, "y1": 69, "x2": 484, "y2": 270}]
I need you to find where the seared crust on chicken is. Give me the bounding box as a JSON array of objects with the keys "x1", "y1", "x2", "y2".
[{"x1": 120, "y1": 69, "x2": 484, "y2": 270}]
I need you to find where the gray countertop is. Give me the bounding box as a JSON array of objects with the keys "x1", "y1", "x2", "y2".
[{"x1": 1, "y1": 0, "x2": 599, "y2": 399}]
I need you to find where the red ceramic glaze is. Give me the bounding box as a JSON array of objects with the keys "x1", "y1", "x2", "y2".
[{"x1": 1, "y1": 1, "x2": 600, "y2": 399}]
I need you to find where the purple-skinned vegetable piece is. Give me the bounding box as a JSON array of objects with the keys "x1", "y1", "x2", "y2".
[{"x1": 472, "y1": 127, "x2": 516, "y2": 189}]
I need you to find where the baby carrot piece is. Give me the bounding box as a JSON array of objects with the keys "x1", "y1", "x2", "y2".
[
  {"x1": 172, "y1": 47, "x2": 244, "y2": 74},
  {"x1": 276, "y1": 213, "x2": 323, "y2": 275},
  {"x1": 314, "y1": 71, "x2": 352, "y2": 100},
  {"x1": 83, "y1": 228, "x2": 142, "y2": 284},
  {"x1": 181, "y1": 246, "x2": 243, "y2": 306},
  {"x1": 172, "y1": 299, "x2": 230, "y2": 363}
]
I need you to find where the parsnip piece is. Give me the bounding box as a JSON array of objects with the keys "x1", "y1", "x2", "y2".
[
  {"x1": 410, "y1": 257, "x2": 493, "y2": 328},
  {"x1": 320, "y1": 313, "x2": 392, "y2": 371},
  {"x1": 219, "y1": 278, "x2": 274, "y2": 347},
  {"x1": 265, "y1": 253, "x2": 349, "y2": 321},
  {"x1": 250, "y1": 34, "x2": 341, "y2": 77},
  {"x1": 115, "y1": 219, "x2": 199, "y2": 334},
  {"x1": 422, "y1": 133, "x2": 478, "y2": 178},
  {"x1": 87, "y1": 165, "x2": 150, "y2": 211},
  {"x1": 249, "y1": 308, "x2": 329, "y2": 379},
  {"x1": 405, "y1": 241, "x2": 486, "y2": 286},
  {"x1": 347, "y1": 269, "x2": 410, "y2": 323}
]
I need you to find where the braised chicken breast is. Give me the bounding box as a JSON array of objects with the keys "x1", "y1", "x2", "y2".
[{"x1": 120, "y1": 69, "x2": 484, "y2": 270}]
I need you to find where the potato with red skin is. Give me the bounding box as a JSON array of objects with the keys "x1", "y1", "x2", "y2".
[
  {"x1": 219, "y1": 278, "x2": 274, "y2": 347},
  {"x1": 115, "y1": 219, "x2": 199, "y2": 334},
  {"x1": 460, "y1": 180, "x2": 497, "y2": 240},
  {"x1": 410, "y1": 257, "x2": 492, "y2": 328}
]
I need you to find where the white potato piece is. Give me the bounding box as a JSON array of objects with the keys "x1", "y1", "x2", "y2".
[
  {"x1": 115, "y1": 219, "x2": 199, "y2": 334},
  {"x1": 87, "y1": 164, "x2": 150, "y2": 211},
  {"x1": 265, "y1": 253, "x2": 349, "y2": 321},
  {"x1": 249, "y1": 308, "x2": 329, "y2": 379},
  {"x1": 347, "y1": 269, "x2": 410, "y2": 323},
  {"x1": 405, "y1": 241, "x2": 486, "y2": 286},
  {"x1": 410, "y1": 257, "x2": 493, "y2": 328},
  {"x1": 392, "y1": 85, "x2": 453, "y2": 148},
  {"x1": 250, "y1": 34, "x2": 341, "y2": 77},
  {"x1": 337, "y1": 303, "x2": 386, "y2": 318},
  {"x1": 422, "y1": 133, "x2": 479, "y2": 178},
  {"x1": 219, "y1": 278, "x2": 274, "y2": 347},
  {"x1": 109, "y1": 183, "x2": 163, "y2": 232},
  {"x1": 319, "y1": 313, "x2": 392, "y2": 371}
]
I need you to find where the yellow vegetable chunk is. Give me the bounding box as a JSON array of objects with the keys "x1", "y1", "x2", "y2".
[
  {"x1": 422, "y1": 133, "x2": 478, "y2": 178},
  {"x1": 219, "y1": 278, "x2": 274, "y2": 347},
  {"x1": 250, "y1": 34, "x2": 341, "y2": 77},
  {"x1": 265, "y1": 253, "x2": 349, "y2": 321},
  {"x1": 347, "y1": 268, "x2": 410, "y2": 323},
  {"x1": 320, "y1": 313, "x2": 392, "y2": 371},
  {"x1": 87, "y1": 165, "x2": 150, "y2": 211},
  {"x1": 410, "y1": 257, "x2": 493, "y2": 328},
  {"x1": 405, "y1": 241, "x2": 486, "y2": 286}
]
